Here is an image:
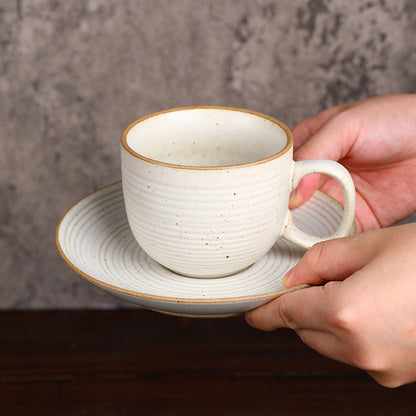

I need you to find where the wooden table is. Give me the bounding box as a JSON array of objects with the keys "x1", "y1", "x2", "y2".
[{"x1": 0, "y1": 310, "x2": 414, "y2": 415}]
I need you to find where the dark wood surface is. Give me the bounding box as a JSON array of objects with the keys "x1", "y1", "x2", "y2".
[{"x1": 0, "y1": 310, "x2": 415, "y2": 415}]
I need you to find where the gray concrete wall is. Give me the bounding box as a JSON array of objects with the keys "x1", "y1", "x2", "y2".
[{"x1": 1, "y1": 0, "x2": 415, "y2": 309}]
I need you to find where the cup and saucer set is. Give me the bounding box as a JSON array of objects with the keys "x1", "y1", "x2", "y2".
[{"x1": 56, "y1": 107, "x2": 357, "y2": 318}]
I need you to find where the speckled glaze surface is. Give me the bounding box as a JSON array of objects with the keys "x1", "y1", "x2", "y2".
[
  {"x1": 121, "y1": 107, "x2": 355, "y2": 278},
  {"x1": 56, "y1": 182, "x2": 356, "y2": 318}
]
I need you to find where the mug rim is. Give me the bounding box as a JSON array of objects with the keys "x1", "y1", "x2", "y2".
[{"x1": 120, "y1": 106, "x2": 293, "y2": 170}]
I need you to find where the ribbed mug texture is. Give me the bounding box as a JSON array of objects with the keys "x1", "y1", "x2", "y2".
[
  {"x1": 120, "y1": 107, "x2": 295, "y2": 278},
  {"x1": 121, "y1": 149, "x2": 293, "y2": 278}
]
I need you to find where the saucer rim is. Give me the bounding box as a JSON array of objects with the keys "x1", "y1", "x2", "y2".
[{"x1": 56, "y1": 181, "x2": 356, "y2": 304}]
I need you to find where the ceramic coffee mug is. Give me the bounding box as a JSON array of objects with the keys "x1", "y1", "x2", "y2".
[{"x1": 121, "y1": 106, "x2": 355, "y2": 278}]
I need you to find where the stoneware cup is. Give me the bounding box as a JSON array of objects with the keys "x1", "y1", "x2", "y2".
[{"x1": 121, "y1": 106, "x2": 355, "y2": 278}]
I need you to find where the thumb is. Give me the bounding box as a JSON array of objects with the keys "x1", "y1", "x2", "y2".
[
  {"x1": 295, "y1": 109, "x2": 358, "y2": 161},
  {"x1": 245, "y1": 285, "x2": 331, "y2": 331},
  {"x1": 290, "y1": 112, "x2": 358, "y2": 209},
  {"x1": 245, "y1": 232, "x2": 379, "y2": 332},
  {"x1": 284, "y1": 232, "x2": 377, "y2": 289},
  {"x1": 292, "y1": 103, "x2": 348, "y2": 149}
]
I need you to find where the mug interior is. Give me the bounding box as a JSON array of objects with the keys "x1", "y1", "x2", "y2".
[{"x1": 124, "y1": 107, "x2": 291, "y2": 167}]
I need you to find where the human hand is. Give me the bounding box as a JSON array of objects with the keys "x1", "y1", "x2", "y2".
[
  {"x1": 245, "y1": 222, "x2": 416, "y2": 387},
  {"x1": 290, "y1": 94, "x2": 416, "y2": 231}
]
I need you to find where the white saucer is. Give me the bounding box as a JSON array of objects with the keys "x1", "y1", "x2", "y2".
[{"x1": 56, "y1": 182, "x2": 356, "y2": 318}]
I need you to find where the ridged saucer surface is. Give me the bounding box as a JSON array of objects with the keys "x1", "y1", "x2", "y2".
[{"x1": 56, "y1": 182, "x2": 354, "y2": 317}]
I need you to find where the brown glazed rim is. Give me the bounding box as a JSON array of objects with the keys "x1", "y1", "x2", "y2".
[{"x1": 120, "y1": 106, "x2": 293, "y2": 170}]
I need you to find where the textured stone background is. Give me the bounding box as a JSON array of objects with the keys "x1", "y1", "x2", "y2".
[{"x1": 1, "y1": 0, "x2": 415, "y2": 309}]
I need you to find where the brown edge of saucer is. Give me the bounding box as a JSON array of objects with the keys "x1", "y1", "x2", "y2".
[
  {"x1": 55, "y1": 182, "x2": 359, "y2": 306},
  {"x1": 120, "y1": 106, "x2": 293, "y2": 170}
]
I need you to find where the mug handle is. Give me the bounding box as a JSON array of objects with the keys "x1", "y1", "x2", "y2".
[{"x1": 282, "y1": 159, "x2": 356, "y2": 248}]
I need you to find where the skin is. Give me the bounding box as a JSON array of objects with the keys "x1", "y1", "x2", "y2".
[
  {"x1": 290, "y1": 94, "x2": 416, "y2": 231},
  {"x1": 245, "y1": 94, "x2": 416, "y2": 387}
]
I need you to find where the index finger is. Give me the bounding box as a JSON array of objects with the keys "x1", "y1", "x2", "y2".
[
  {"x1": 292, "y1": 103, "x2": 348, "y2": 149},
  {"x1": 245, "y1": 283, "x2": 337, "y2": 332}
]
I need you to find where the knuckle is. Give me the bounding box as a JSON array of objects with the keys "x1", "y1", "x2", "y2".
[
  {"x1": 324, "y1": 289, "x2": 388, "y2": 372},
  {"x1": 326, "y1": 294, "x2": 357, "y2": 332},
  {"x1": 276, "y1": 303, "x2": 297, "y2": 330},
  {"x1": 322, "y1": 280, "x2": 358, "y2": 332},
  {"x1": 303, "y1": 241, "x2": 332, "y2": 282}
]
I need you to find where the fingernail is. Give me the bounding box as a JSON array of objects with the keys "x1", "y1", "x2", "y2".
[
  {"x1": 282, "y1": 269, "x2": 293, "y2": 288},
  {"x1": 289, "y1": 190, "x2": 301, "y2": 209}
]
